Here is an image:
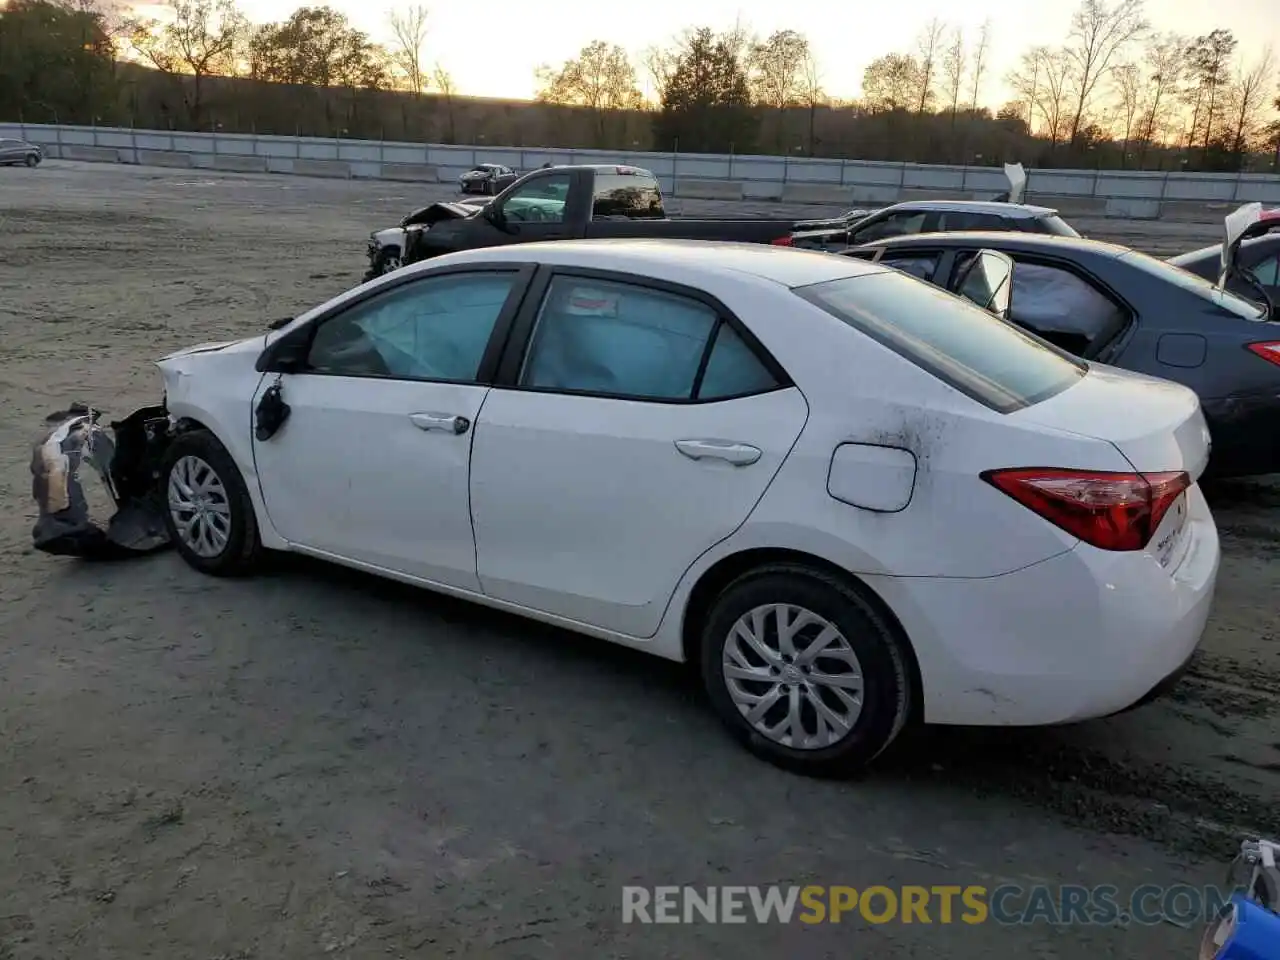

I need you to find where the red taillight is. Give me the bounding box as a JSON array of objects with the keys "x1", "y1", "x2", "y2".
[
  {"x1": 981, "y1": 467, "x2": 1191, "y2": 551},
  {"x1": 771, "y1": 235, "x2": 793, "y2": 246},
  {"x1": 1246, "y1": 341, "x2": 1280, "y2": 367}
]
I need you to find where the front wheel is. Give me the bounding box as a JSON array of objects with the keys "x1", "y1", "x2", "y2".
[
  {"x1": 376, "y1": 247, "x2": 403, "y2": 276},
  {"x1": 162, "y1": 429, "x2": 262, "y2": 577},
  {"x1": 25, "y1": 154, "x2": 39, "y2": 168},
  {"x1": 699, "y1": 564, "x2": 913, "y2": 777}
]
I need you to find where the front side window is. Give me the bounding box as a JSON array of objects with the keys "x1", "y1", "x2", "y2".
[
  {"x1": 938, "y1": 211, "x2": 1006, "y2": 231},
  {"x1": 520, "y1": 276, "x2": 718, "y2": 400},
  {"x1": 307, "y1": 273, "x2": 516, "y2": 380},
  {"x1": 499, "y1": 174, "x2": 571, "y2": 224},
  {"x1": 795, "y1": 270, "x2": 1085, "y2": 414}
]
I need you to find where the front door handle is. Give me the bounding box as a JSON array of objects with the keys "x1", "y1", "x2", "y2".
[
  {"x1": 674, "y1": 439, "x2": 762, "y2": 466},
  {"x1": 410, "y1": 412, "x2": 471, "y2": 435}
]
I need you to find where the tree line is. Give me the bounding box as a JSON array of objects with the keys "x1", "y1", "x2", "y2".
[{"x1": 1, "y1": 0, "x2": 1277, "y2": 172}]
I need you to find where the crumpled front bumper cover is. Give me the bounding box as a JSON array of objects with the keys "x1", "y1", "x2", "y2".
[{"x1": 31, "y1": 403, "x2": 174, "y2": 558}]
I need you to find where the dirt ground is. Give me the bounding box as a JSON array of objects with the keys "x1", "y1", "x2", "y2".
[{"x1": 0, "y1": 160, "x2": 1277, "y2": 960}]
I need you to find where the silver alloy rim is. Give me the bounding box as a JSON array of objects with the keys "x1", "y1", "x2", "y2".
[
  {"x1": 383, "y1": 255, "x2": 402, "y2": 273},
  {"x1": 167, "y1": 455, "x2": 232, "y2": 558},
  {"x1": 722, "y1": 603, "x2": 865, "y2": 750}
]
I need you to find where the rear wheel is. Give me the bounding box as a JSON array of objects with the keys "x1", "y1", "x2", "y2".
[
  {"x1": 699, "y1": 564, "x2": 912, "y2": 777},
  {"x1": 162, "y1": 429, "x2": 262, "y2": 577}
]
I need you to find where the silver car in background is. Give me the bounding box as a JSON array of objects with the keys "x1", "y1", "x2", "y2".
[{"x1": 0, "y1": 138, "x2": 43, "y2": 167}]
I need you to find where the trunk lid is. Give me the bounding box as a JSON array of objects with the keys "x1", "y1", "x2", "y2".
[{"x1": 1012, "y1": 364, "x2": 1211, "y2": 479}]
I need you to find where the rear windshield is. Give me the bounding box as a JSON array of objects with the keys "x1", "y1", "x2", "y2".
[
  {"x1": 1117, "y1": 249, "x2": 1266, "y2": 319},
  {"x1": 794, "y1": 270, "x2": 1086, "y2": 413},
  {"x1": 1035, "y1": 215, "x2": 1081, "y2": 238},
  {"x1": 592, "y1": 173, "x2": 664, "y2": 219}
]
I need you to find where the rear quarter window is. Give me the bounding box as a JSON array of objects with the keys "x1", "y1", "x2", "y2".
[
  {"x1": 794, "y1": 270, "x2": 1086, "y2": 414},
  {"x1": 1117, "y1": 249, "x2": 1266, "y2": 319}
]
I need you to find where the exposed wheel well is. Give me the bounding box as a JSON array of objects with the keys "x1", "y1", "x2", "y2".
[{"x1": 680, "y1": 548, "x2": 924, "y2": 722}]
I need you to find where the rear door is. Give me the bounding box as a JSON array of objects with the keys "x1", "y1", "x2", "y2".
[{"x1": 468, "y1": 269, "x2": 808, "y2": 638}]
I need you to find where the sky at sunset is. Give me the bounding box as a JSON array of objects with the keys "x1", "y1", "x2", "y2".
[{"x1": 156, "y1": 0, "x2": 1280, "y2": 105}]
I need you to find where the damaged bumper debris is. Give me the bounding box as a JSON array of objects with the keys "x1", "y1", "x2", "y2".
[{"x1": 31, "y1": 403, "x2": 173, "y2": 558}]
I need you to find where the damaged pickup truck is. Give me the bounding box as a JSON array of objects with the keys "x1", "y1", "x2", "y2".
[{"x1": 364, "y1": 164, "x2": 796, "y2": 280}]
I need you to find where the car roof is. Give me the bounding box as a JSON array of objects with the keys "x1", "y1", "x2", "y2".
[
  {"x1": 429, "y1": 238, "x2": 887, "y2": 288},
  {"x1": 881, "y1": 200, "x2": 1060, "y2": 218},
  {"x1": 858, "y1": 230, "x2": 1130, "y2": 257}
]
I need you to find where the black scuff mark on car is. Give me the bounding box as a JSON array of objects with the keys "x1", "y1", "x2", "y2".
[{"x1": 31, "y1": 403, "x2": 174, "y2": 559}]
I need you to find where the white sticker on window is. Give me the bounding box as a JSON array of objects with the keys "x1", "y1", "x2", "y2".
[{"x1": 566, "y1": 288, "x2": 619, "y2": 317}]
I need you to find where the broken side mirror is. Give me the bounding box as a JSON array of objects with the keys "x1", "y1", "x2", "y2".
[
  {"x1": 255, "y1": 325, "x2": 310, "y2": 374},
  {"x1": 952, "y1": 249, "x2": 1015, "y2": 320}
]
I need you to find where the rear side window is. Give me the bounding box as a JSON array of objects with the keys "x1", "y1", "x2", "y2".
[
  {"x1": 592, "y1": 174, "x2": 664, "y2": 219},
  {"x1": 937, "y1": 211, "x2": 1007, "y2": 231},
  {"x1": 1003, "y1": 260, "x2": 1127, "y2": 356},
  {"x1": 1117, "y1": 249, "x2": 1266, "y2": 319},
  {"x1": 795, "y1": 271, "x2": 1085, "y2": 413}
]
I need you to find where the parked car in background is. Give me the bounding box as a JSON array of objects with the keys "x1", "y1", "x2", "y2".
[
  {"x1": 458, "y1": 163, "x2": 519, "y2": 195},
  {"x1": 1168, "y1": 209, "x2": 1280, "y2": 310},
  {"x1": 37, "y1": 239, "x2": 1218, "y2": 776},
  {"x1": 845, "y1": 222, "x2": 1280, "y2": 477},
  {"x1": 0, "y1": 138, "x2": 42, "y2": 167},
  {"x1": 374, "y1": 165, "x2": 796, "y2": 275},
  {"x1": 789, "y1": 200, "x2": 1081, "y2": 251}
]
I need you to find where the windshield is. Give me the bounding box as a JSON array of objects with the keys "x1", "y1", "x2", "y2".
[
  {"x1": 1037, "y1": 215, "x2": 1081, "y2": 238},
  {"x1": 1117, "y1": 249, "x2": 1267, "y2": 319},
  {"x1": 795, "y1": 270, "x2": 1086, "y2": 414}
]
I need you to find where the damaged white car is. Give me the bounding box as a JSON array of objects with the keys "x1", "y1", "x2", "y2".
[{"x1": 33, "y1": 239, "x2": 1220, "y2": 776}]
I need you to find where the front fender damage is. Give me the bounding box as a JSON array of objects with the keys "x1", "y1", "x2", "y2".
[{"x1": 31, "y1": 402, "x2": 174, "y2": 558}]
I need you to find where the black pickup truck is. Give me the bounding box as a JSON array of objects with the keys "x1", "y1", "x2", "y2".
[{"x1": 366, "y1": 165, "x2": 798, "y2": 278}]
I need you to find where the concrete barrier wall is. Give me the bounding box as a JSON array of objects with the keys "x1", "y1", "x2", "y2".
[{"x1": 4, "y1": 122, "x2": 1278, "y2": 221}]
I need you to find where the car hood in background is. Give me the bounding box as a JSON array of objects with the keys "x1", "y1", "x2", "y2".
[{"x1": 402, "y1": 199, "x2": 487, "y2": 227}]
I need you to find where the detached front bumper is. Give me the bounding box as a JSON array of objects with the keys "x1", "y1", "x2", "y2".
[{"x1": 31, "y1": 403, "x2": 174, "y2": 558}]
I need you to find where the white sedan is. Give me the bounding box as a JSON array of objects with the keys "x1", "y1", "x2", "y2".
[{"x1": 144, "y1": 239, "x2": 1219, "y2": 775}]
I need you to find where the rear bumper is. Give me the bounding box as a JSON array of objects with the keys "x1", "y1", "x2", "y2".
[
  {"x1": 1202, "y1": 391, "x2": 1280, "y2": 478},
  {"x1": 864, "y1": 484, "x2": 1220, "y2": 726}
]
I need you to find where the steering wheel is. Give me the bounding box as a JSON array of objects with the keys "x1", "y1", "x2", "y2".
[{"x1": 523, "y1": 205, "x2": 548, "y2": 223}]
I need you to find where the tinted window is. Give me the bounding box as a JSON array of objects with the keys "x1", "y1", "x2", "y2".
[
  {"x1": 956, "y1": 252, "x2": 1013, "y2": 312},
  {"x1": 500, "y1": 174, "x2": 571, "y2": 224},
  {"x1": 938, "y1": 211, "x2": 1007, "y2": 231},
  {"x1": 794, "y1": 271, "x2": 1085, "y2": 414},
  {"x1": 697, "y1": 323, "x2": 781, "y2": 400},
  {"x1": 592, "y1": 173, "x2": 664, "y2": 219},
  {"x1": 852, "y1": 211, "x2": 929, "y2": 243},
  {"x1": 1034, "y1": 215, "x2": 1081, "y2": 238},
  {"x1": 520, "y1": 276, "x2": 716, "y2": 399},
  {"x1": 880, "y1": 253, "x2": 940, "y2": 281},
  {"x1": 1117, "y1": 249, "x2": 1266, "y2": 319},
  {"x1": 307, "y1": 273, "x2": 515, "y2": 380}
]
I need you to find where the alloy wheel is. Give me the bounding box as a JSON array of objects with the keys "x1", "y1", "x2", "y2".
[{"x1": 167, "y1": 454, "x2": 232, "y2": 558}]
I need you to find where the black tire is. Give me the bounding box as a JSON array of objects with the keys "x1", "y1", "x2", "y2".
[
  {"x1": 699, "y1": 563, "x2": 913, "y2": 777},
  {"x1": 161, "y1": 428, "x2": 262, "y2": 577},
  {"x1": 25, "y1": 154, "x2": 39, "y2": 168}
]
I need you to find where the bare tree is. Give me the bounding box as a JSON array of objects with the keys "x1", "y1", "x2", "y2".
[
  {"x1": 1063, "y1": 0, "x2": 1148, "y2": 145},
  {"x1": 915, "y1": 18, "x2": 946, "y2": 113},
  {"x1": 747, "y1": 30, "x2": 810, "y2": 108},
  {"x1": 1132, "y1": 33, "x2": 1185, "y2": 164},
  {"x1": 967, "y1": 19, "x2": 992, "y2": 111},
  {"x1": 1224, "y1": 48, "x2": 1275, "y2": 162},
  {"x1": 1111, "y1": 62, "x2": 1142, "y2": 163},
  {"x1": 536, "y1": 40, "x2": 644, "y2": 147},
  {"x1": 433, "y1": 64, "x2": 456, "y2": 142},
  {"x1": 387, "y1": 5, "x2": 430, "y2": 95},
  {"x1": 124, "y1": 0, "x2": 249, "y2": 127},
  {"x1": 1183, "y1": 29, "x2": 1238, "y2": 154},
  {"x1": 798, "y1": 48, "x2": 825, "y2": 153},
  {"x1": 941, "y1": 26, "x2": 966, "y2": 119},
  {"x1": 1006, "y1": 47, "x2": 1046, "y2": 134}
]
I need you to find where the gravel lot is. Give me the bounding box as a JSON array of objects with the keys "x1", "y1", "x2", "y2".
[{"x1": 1, "y1": 161, "x2": 1277, "y2": 960}]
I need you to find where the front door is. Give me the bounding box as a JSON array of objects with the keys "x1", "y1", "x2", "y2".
[
  {"x1": 252, "y1": 268, "x2": 527, "y2": 590},
  {"x1": 469, "y1": 272, "x2": 808, "y2": 637}
]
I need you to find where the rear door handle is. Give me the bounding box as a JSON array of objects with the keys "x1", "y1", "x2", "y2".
[
  {"x1": 674, "y1": 439, "x2": 762, "y2": 466},
  {"x1": 409, "y1": 412, "x2": 471, "y2": 435}
]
